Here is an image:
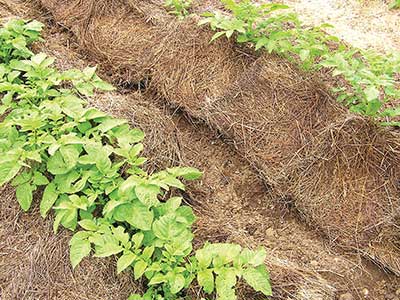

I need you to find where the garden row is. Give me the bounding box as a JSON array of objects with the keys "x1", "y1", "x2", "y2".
[
  {"x1": 168, "y1": 0, "x2": 400, "y2": 125},
  {"x1": 0, "y1": 19, "x2": 272, "y2": 300},
  {"x1": 37, "y1": 0, "x2": 400, "y2": 275}
]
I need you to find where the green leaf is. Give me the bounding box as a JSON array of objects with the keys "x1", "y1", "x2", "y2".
[
  {"x1": 207, "y1": 243, "x2": 242, "y2": 266},
  {"x1": 366, "y1": 99, "x2": 382, "y2": 116},
  {"x1": 132, "y1": 232, "x2": 144, "y2": 249},
  {"x1": 113, "y1": 201, "x2": 154, "y2": 231},
  {"x1": 141, "y1": 246, "x2": 155, "y2": 261},
  {"x1": 40, "y1": 182, "x2": 59, "y2": 217},
  {"x1": 255, "y1": 37, "x2": 268, "y2": 51},
  {"x1": 82, "y1": 108, "x2": 108, "y2": 120},
  {"x1": 15, "y1": 182, "x2": 34, "y2": 211},
  {"x1": 0, "y1": 159, "x2": 22, "y2": 186},
  {"x1": 152, "y1": 215, "x2": 187, "y2": 241},
  {"x1": 149, "y1": 273, "x2": 167, "y2": 285},
  {"x1": 196, "y1": 247, "x2": 212, "y2": 269},
  {"x1": 166, "y1": 167, "x2": 202, "y2": 180},
  {"x1": 97, "y1": 118, "x2": 127, "y2": 133},
  {"x1": 92, "y1": 79, "x2": 115, "y2": 91},
  {"x1": 299, "y1": 49, "x2": 310, "y2": 62},
  {"x1": 135, "y1": 183, "x2": 160, "y2": 207},
  {"x1": 215, "y1": 268, "x2": 237, "y2": 300},
  {"x1": 134, "y1": 260, "x2": 148, "y2": 280},
  {"x1": 94, "y1": 242, "x2": 123, "y2": 258},
  {"x1": 83, "y1": 66, "x2": 97, "y2": 79},
  {"x1": 169, "y1": 273, "x2": 185, "y2": 294},
  {"x1": 117, "y1": 251, "x2": 137, "y2": 274},
  {"x1": 176, "y1": 206, "x2": 196, "y2": 225},
  {"x1": 364, "y1": 86, "x2": 380, "y2": 101},
  {"x1": 238, "y1": 248, "x2": 266, "y2": 267},
  {"x1": 11, "y1": 171, "x2": 32, "y2": 186},
  {"x1": 32, "y1": 171, "x2": 49, "y2": 186},
  {"x1": 197, "y1": 269, "x2": 214, "y2": 294},
  {"x1": 78, "y1": 219, "x2": 98, "y2": 231},
  {"x1": 96, "y1": 155, "x2": 112, "y2": 174},
  {"x1": 389, "y1": 0, "x2": 400, "y2": 9},
  {"x1": 210, "y1": 31, "x2": 226, "y2": 42},
  {"x1": 69, "y1": 234, "x2": 91, "y2": 269},
  {"x1": 164, "y1": 196, "x2": 182, "y2": 212},
  {"x1": 25, "y1": 20, "x2": 44, "y2": 32},
  {"x1": 60, "y1": 145, "x2": 80, "y2": 168},
  {"x1": 47, "y1": 146, "x2": 80, "y2": 175},
  {"x1": 242, "y1": 265, "x2": 272, "y2": 296}
]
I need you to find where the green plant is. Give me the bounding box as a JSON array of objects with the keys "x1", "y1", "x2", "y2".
[
  {"x1": 0, "y1": 19, "x2": 272, "y2": 300},
  {"x1": 199, "y1": 0, "x2": 400, "y2": 125},
  {"x1": 164, "y1": 0, "x2": 192, "y2": 18},
  {"x1": 389, "y1": 0, "x2": 400, "y2": 9}
]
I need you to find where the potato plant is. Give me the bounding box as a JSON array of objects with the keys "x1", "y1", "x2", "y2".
[
  {"x1": 0, "y1": 19, "x2": 272, "y2": 300},
  {"x1": 199, "y1": 0, "x2": 400, "y2": 125}
]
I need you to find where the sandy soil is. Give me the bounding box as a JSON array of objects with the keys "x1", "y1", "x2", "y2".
[{"x1": 284, "y1": 0, "x2": 400, "y2": 53}]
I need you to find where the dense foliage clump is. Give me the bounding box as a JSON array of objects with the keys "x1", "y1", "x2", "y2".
[{"x1": 0, "y1": 19, "x2": 272, "y2": 300}]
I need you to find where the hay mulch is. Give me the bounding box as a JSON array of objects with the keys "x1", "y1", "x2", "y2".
[
  {"x1": 288, "y1": 116, "x2": 400, "y2": 267},
  {"x1": 0, "y1": 4, "x2": 346, "y2": 298},
  {"x1": 36, "y1": 0, "x2": 400, "y2": 274},
  {"x1": 203, "y1": 54, "x2": 346, "y2": 188},
  {"x1": 38, "y1": 0, "x2": 256, "y2": 115},
  {"x1": 203, "y1": 55, "x2": 400, "y2": 267}
]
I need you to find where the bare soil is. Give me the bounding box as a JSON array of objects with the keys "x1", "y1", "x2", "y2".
[{"x1": 284, "y1": 0, "x2": 400, "y2": 53}]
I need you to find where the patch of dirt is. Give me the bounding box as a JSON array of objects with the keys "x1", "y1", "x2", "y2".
[{"x1": 283, "y1": 0, "x2": 400, "y2": 53}]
